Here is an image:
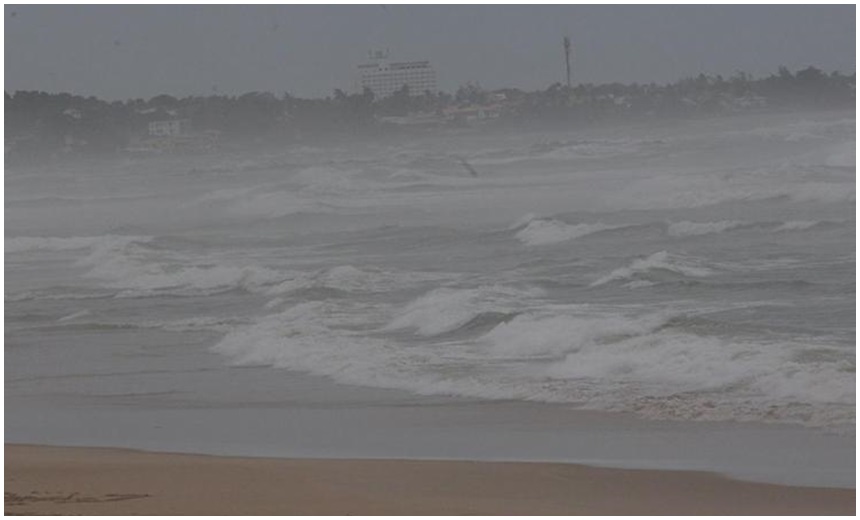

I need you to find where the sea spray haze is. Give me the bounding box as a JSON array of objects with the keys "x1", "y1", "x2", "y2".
[{"x1": 6, "y1": 109, "x2": 854, "y2": 436}]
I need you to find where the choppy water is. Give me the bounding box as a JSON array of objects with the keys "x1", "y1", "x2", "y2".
[{"x1": 6, "y1": 111, "x2": 855, "y2": 433}]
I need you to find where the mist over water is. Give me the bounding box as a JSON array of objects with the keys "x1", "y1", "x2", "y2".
[{"x1": 6, "y1": 110, "x2": 855, "y2": 435}]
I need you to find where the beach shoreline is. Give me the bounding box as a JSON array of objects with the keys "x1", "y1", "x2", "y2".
[
  {"x1": 7, "y1": 367, "x2": 855, "y2": 490},
  {"x1": 4, "y1": 443, "x2": 855, "y2": 515}
]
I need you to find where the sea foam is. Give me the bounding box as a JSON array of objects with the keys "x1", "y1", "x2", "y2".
[
  {"x1": 513, "y1": 215, "x2": 620, "y2": 246},
  {"x1": 211, "y1": 299, "x2": 854, "y2": 429},
  {"x1": 386, "y1": 285, "x2": 544, "y2": 337},
  {"x1": 666, "y1": 220, "x2": 745, "y2": 237},
  {"x1": 6, "y1": 235, "x2": 149, "y2": 254},
  {"x1": 74, "y1": 236, "x2": 285, "y2": 296},
  {"x1": 590, "y1": 251, "x2": 714, "y2": 287}
]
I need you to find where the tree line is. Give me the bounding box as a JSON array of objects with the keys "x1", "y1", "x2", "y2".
[{"x1": 5, "y1": 66, "x2": 854, "y2": 161}]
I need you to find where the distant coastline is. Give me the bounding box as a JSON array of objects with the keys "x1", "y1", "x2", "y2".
[{"x1": 5, "y1": 66, "x2": 854, "y2": 165}]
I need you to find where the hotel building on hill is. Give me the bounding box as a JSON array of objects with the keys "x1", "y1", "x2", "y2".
[{"x1": 356, "y1": 51, "x2": 437, "y2": 98}]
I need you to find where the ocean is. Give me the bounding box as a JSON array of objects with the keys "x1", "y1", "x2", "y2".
[{"x1": 6, "y1": 110, "x2": 855, "y2": 487}]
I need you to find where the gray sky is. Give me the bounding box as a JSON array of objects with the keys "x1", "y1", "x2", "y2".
[{"x1": 5, "y1": 4, "x2": 855, "y2": 100}]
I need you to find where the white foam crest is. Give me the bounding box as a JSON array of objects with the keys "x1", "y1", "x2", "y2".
[
  {"x1": 268, "y1": 265, "x2": 451, "y2": 295},
  {"x1": 76, "y1": 239, "x2": 285, "y2": 296},
  {"x1": 508, "y1": 213, "x2": 539, "y2": 230},
  {"x1": 385, "y1": 285, "x2": 544, "y2": 336},
  {"x1": 479, "y1": 311, "x2": 670, "y2": 358},
  {"x1": 783, "y1": 182, "x2": 855, "y2": 203},
  {"x1": 5, "y1": 290, "x2": 113, "y2": 302},
  {"x1": 624, "y1": 280, "x2": 656, "y2": 289},
  {"x1": 211, "y1": 297, "x2": 854, "y2": 429},
  {"x1": 731, "y1": 118, "x2": 854, "y2": 143},
  {"x1": 539, "y1": 138, "x2": 643, "y2": 160},
  {"x1": 515, "y1": 218, "x2": 620, "y2": 246},
  {"x1": 824, "y1": 142, "x2": 855, "y2": 168},
  {"x1": 57, "y1": 310, "x2": 92, "y2": 322},
  {"x1": 197, "y1": 186, "x2": 258, "y2": 202},
  {"x1": 57, "y1": 315, "x2": 250, "y2": 333},
  {"x1": 212, "y1": 300, "x2": 854, "y2": 429},
  {"x1": 666, "y1": 220, "x2": 744, "y2": 237},
  {"x1": 211, "y1": 301, "x2": 404, "y2": 387},
  {"x1": 773, "y1": 220, "x2": 820, "y2": 232},
  {"x1": 6, "y1": 235, "x2": 148, "y2": 254},
  {"x1": 546, "y1": 329, "x2": 855, "y2": 408},
  {"x1": 469, "y1": 154, "x2": 531, "y2": 166},
  {"x1": 548, "y1": 330, "x2": 767, "y2": 388},
  {"x1": 154, "y1": 316, "x2": 251, "y2": 333},
  {"x1": 294, "y1": 165, "x2": 365, "y2": 194},
  {"x1": 385, "y1": 168, "x2": 433, "y2": 182},
  {"x1": 753, "y1": 360, "x2": 856, "y2": 405},
  {"x1": 610, "y1": 174, "x2": 854, "y2": 210},
  {"x1": 228, "y1": 190, "x2": 331, "y2": 218},
  {"x1": 114, "y1": 265, "x2": 285, "y2": 297},
  {"x1": 748, "y1": 127, "x2": 821, "y2": 143},
  {"x1": 264, "y1": 297, "x2": 286, "y2": 309},
  {"x1": 197, "y1": 182, "x2": 341, "y2": 218},
  {"x1": 212, "y1": 300, "x2": 570, "y2": 403},
  {"x1": 590, "y1": 251, "x2": 714, "y2": 287},
  {"x1": 208, "y1": 185, "x2": 394, "y2": 218}
]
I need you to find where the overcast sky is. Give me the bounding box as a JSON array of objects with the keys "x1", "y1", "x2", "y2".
[{"x1": 5, "y1": 4, "x2": 855, "y2": 100}]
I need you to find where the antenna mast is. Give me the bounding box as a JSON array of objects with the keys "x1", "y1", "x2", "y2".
[{"x1": 563, "y1": 36, "x2": 572, "y2": 89}]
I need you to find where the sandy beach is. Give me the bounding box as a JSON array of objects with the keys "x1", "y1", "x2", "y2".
[{"x1": 4, "y1": 444, "x2": 854, "y2": 515}]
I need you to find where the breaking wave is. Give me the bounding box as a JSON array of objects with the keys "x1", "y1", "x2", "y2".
[
  {"x1": 385, "y1": 285, "x2": 544, "y2": 337},
  {"x1": 666, "y1": 220, "x2": 745, "y2": 237},
  {"x1": 33, "y1": 235, "x2": 288, "y2": 297},
  {"x1": 590, "y1": 251, "x2": 714, "y2": 287},
  {"x1": 509, "y1": 217, "x2": 850, "y2": 246},
  {"x1": 36, "y1": 314, "x2": 248, "y2": 334},
  {"x1": 668, "y1": 219, "x2": 849, "y2": 236},
  {"x1": 267, "y1": 265, "x2": 451, "y2": 296},
  {"x1": 513, "y1": 215, "x2": 623, "y2": 246},
  {"x1": 85, "y1": 263, "x2": 283, "y2": 299},
  {"x1": 6, "y1": 235, "x2": 150, "y2": 254},
  {"x1": 211, "y1": 299, "x2": 854, "y2": 430},
  {"x1": 198, "y1": 186, "x2": 336, "y2": 218},
  {"x1": 609, "y1": 174, "x2": 854, "y2": 210}
]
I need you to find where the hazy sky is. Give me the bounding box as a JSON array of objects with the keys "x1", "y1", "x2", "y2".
[{"x1": 5, "y1": 4, "x2": 855, "y2": 100}]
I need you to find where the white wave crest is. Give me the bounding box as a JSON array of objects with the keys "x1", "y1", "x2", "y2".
[
  {"x1": 57, "y1": 310, "x2": 92, "y2": 322},
  {"x1": 515, "y1": 217, "x2": 620, "y2": 246},
  {"x1": 590, "y1": 251, "x2": 714, "y2": 287},
  {"x1": 727, "y1": 118, "x2": 854, "y2": 144},
  {"x1": 76, "y1": 238, "x2": 284, "y2": 296},
  {"x1": 385, "y1": 285, "x2": 544, "y2": 337},
  {"x1": 211, "y1": 301, "x2": 854, "y2": 429},
  {"x1": 222, "y1": 189, "x2": 331, "y2": 218},
  {"x1": 294, "y1": 165, "x2": 364, "y2": 194},
  {"x1": 154, "y1": 316, "x2": 251, "y2": 333},
  {"x1": 609, "y1": 174, "x2": 854, "y2": 210},
  {"x1": 773, "y1": 220, "x2": 820, "y2": 232},
  {"x1": 114, "y1": 265, "x2": 284, "y2": 297},
  {"x1": 824, "y1": 142, "x2": 855, "y2": 168},
  {"x1": 211, "y1": 301, "x2": 403, "y2": 388},
  {"x1": 6, "y1": 235, "x2": 149, "y2": 254},
  {"x1": 480, "y1": 311, "x2": 670, "y2": 358},
  {"x1": 268, "y1": 265, "x2": 450, "y2": 295},
  {"x1": 477, "y1": 308, "x2": 854, "y2": 426},
  {"x1": 543, "y1": 321, "x2": 854, "y2": 407},
  {"x1": 508, "y1": 213, "x2": 539, "y2": 230},
  {"x1": 538, "y1": 139, "x2": 644, "y2": 160},
  {"x1": 666, "y1": 220, "x2": 744, "y2": 237}
]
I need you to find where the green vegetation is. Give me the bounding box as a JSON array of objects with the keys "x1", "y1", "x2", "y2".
[{"x1": 5, "y1": 66, "x2": 854, "y2": 163}]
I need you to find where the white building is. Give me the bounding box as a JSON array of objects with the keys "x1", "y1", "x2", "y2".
[
  {"x1": 148, "y1": 119, "x2": 191, "y2": 137},
  {"x1": 357, "y1": 51, "x2": 437, "y2": 98}
]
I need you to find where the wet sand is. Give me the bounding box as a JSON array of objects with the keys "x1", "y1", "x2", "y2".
[{"x1": 5, "y1": 444, "x2": 854, "y2": 515}]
